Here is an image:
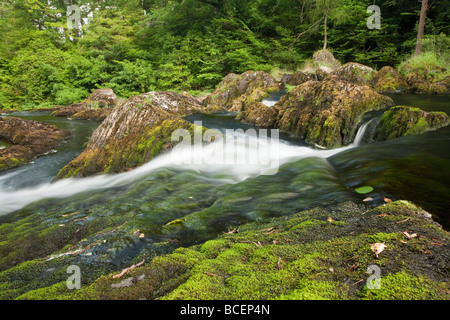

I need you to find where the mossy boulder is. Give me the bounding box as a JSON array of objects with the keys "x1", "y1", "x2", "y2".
[
  {"x1": 55, "y1": 91, "x2": 206, "y2": 179},
  {"x1": 13, "y1": 201, "x2": 449, "y2": 300},
  {"x1": 312, "y1": 49, "x2": 342, "y2": 71},
  {"x1": 398, "y1": 53, "x2": 449, "y2": 95},
  {"x1": 52, "y1": 88, "x2": 120, "y2": 120},
  {"x1": 203, "y1": 71, "x2": 281, "y2": 112},
  {"x1": 274, "y1": 75, "x2": 394, "y2": 149},
  {"x1": 236, "y1": 102, "x2": 279, "y2": 127},
  {"x1": 0, "y1": 117, "x2": 71, "y2": 172},
  {"x1": 375, "y1": 106, "x2": 450, "y2": 141},
  {"x1": 371, "y1": 66, "x2": 408, "y2": 93},
  {"x1": 332, "y1": 62, "x2": 376, "y2": 86},
  {"x1": 403, "y1": 72, "x2": 449, "y2": 95},
  {"x1": 280, "y1": 71, "x2": 315, "y2": 86}
]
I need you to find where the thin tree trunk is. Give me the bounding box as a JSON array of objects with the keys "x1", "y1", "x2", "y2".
[
  {"x1": 414, "y1": 0, "x2": 428, "y2": 56},
  {"x1": 323, "y1": 8, "x2": 328, "y2": 50}
]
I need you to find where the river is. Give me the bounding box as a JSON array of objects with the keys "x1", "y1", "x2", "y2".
[{"x1": 0, "y1": 93, "x2": 448, "y2": 256}]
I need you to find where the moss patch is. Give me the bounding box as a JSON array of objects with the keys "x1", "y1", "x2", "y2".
[{"x1": 10, "y1": 201, "x2": 448, "y2": 300}]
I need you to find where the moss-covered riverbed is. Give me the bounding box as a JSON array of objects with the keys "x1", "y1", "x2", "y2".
[{"x1": 6, "y1": 200, "x2": 448, "y2": 300}]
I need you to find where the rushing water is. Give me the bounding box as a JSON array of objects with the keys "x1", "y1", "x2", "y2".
[{"x1": 0, "y1": 92, "x2": 449, "y2": 248}]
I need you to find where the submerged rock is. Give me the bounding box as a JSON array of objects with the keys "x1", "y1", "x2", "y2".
[
  {"x1": 0, "y1": 117, "x2": 71, "y2": 172},
  {"x1": 203, "y1": 71, "x2": 281, "y2": 112},
  {"x1": 52, "y1": 88, "x2": 120, "y2": 120},
  {"x1": 371, "y1": 66, "x2": 408, "y2": 93},
  {"x1": 374, "y1": 106, "x2": 450, "y2": 141},
  {"x1": 55, "y1": 91, "x2": 206, "y2": 179},
  {"x1": 274, "y1": 75, "x2": 394, "y2": 149}
]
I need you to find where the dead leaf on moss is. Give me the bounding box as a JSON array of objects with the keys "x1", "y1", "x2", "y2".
[
  {"x1": 370, "y1": 242, "x2": 386, "y2": 258},
  {"x1": 402, "y1": 231, "x2": 418, "y2": 240}
]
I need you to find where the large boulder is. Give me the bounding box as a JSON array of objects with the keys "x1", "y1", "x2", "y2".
[
  {"x1": 301, "y1": 49, "x2": 342, "y2": 80},
  {"x1": 52, "y1": 88, "x2": 120, "y2": 120},
  {"x1": 332, "y1": 62, "x2": 376, "y2": 86},
  {"x1": 279, "y1": 71, "x2": 315, "y2": 86},
  {"x1": 312, "y1": 49, "x2": 342, "y2": 71},
  {"x1": 0, "y1": 117, "x2": 71, "y2": 172},
  {"x1": 371, "y1": 66, "x2": 408, "y2": 93},
  {"x1": 203, "y1": 71, "x2": 281, "y2": 112},
  {"x1": 399, "y1": 55, "x2": 449, "y2": 95},
  {"x1": 275, "y1": 75, "x2": 394, "y2": 149},
  {"x1": 374, "y1": 106, "x2": 450, "y2": 141},
  {"x1": 55, "y1": 91, "x2": 206, "y2": 179}
]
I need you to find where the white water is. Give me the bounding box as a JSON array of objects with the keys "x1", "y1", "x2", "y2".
[{"x1": 0, "y1": 124, "x2": 369, "y2": 217}]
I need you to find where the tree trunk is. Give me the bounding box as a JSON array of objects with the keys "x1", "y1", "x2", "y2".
[
  {"x1": 414, "y1": 0, "x2": 428, "y2": 56},
  {"x1": 323, "y1": 8, "x2": 328, "y2": 50}
]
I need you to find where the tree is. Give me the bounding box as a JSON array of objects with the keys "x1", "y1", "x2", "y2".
[
  {"x1": 307, "y1": 0, "x2": 351, "y2": 50},
  {"x1": 414, "y1": 0, "x2": 429, "y2": 56}
]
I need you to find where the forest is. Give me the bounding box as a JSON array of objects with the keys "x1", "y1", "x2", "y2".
[{"x1": 0, "y1": 0, "x2": 449, "y2": 109}]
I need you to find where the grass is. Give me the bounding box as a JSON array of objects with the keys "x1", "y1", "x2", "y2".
[{"x1": 398, "y1": 51, "x2": 449, "y2": 82}]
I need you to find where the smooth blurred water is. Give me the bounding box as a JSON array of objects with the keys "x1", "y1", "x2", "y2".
[{"x1": 0, "y1": 93, "x2": 448, "y2": 236}]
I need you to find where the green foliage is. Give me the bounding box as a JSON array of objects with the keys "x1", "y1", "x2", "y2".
[{"x1": 0, "y1": 0, "x2": 449, "y2": 109}]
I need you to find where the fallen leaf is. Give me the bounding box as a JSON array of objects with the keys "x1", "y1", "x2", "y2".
[
  {"x1": 370, "y1": 242, "x2": 386, "y2": 258},
  {"x1": 384, "y1": 197, "x2": 392, "y2": 203},
  {"x1": 355, "y1": 186, "x2": 374, "y2": 195},
  {"x1": 402, "y1": 231, "x2": 418, "y2": 240},
  {"x1": 139, "y1": 233, "x2": 145, "y2": 239},
  {"x1": 327, "y1": 217, "x2": 335, "y2": 222},
  {"x1": 363, "y1": 197, "x2": 374, "y2": 202},
  {"x1": 377, "y1": 213, "x2": 388, "y2": 217},
  {"x1": 223, "y1": 228, "x2": 239, "y2": 235}
]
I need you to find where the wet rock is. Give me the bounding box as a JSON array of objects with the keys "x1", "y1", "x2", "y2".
[
  {"x1": 275, "y1": 75, "x2": 394, "y2": 149},
  {"x1": 52, "y1": 88, "x2": 120, "y2": 120},
  {"x1": 374, "y1": 106, "x2": 450, "y2": 141},
  {"x1": 236, "y1": 102, "x2": 279, "y2": 127},
  {"x1": 371, "y1": 66, "x2": 408, "y2": 93},
  {"x1": 0, "y1": 117, "x2": 71, "y2": 172},
  {"x1": 332, "y1": 62, "x2": 376, "y2": 86},
  {"x1": 203, "y1": 71, "x2": 281, "y2": 112},
  {"x1": 55, "y1": 91, "x2": 206, "y2": 179}
]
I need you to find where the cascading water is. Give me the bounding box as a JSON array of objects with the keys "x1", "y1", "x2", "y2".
[{"x1": 0, "y1": 119, "x2": 371, "y2": 217}]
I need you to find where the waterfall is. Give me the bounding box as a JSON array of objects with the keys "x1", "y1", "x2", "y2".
[{"x1": 352, "y1": 120, "x2": 373, "y2": 147}]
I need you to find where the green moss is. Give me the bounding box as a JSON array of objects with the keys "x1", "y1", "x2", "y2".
[
  {"x1": 358, "y1": 271, "x2": 446, "y2": 300},
  {"x1": 377, "y1": 106, "x2": 450, "y2": 141}
]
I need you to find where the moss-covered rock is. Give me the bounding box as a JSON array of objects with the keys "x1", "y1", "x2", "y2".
[
  {"x1": 203, "y1": 71, "x2": 281, "y2": 112},
  {"x1": 280, "y1": 71, "x2": 315, "y2": 86},
  {"x1": 371, "y1": 66, "x2": 409, "y2": 93},
  {"x1": 55, "y1": 91, "x2": 206, "y2": 179},
  {"x1": 0, "y1": 117, "x2": 71, "y2": 172},
  {"x1": 12, "y1": 201, "x2": 449, "y2": 300},
  {"x1": 52, "y1": 88, "x2": 120, "y2": 120},
  {"x1": 332, "y1": 62, "x2": 376, "y2": 86},
  {"x1": 236, "y1": 102, "x2": 279, "y2": 127},
  {"x1": 274, "y1": 75, "x2": 394, "y2": 149},
  {"x1": 375, "y1": 106, "x2": 450, "y2": 141},
  {"x1": 398, "y1": 53, "x2": 450, "y2": 95}
]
